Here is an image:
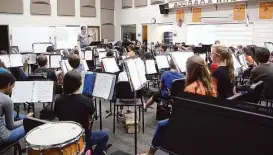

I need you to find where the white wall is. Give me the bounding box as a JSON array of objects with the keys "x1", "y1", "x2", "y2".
[
  {"x1": 0, "y1": 0, "x2": 101, "y2": 27},
  {"x1": 148, "y1": 24, "x2": 173, "y2": 43},
  {"x1": 115, "y1": 0, "x2": 273, "y2": 46}
]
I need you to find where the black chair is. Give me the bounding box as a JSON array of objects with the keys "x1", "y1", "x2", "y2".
[
  {"x1": 156, "y1": 78, "x2": 185, "y2": 120},
  {"x1": 113, "y1": 81, "x2": 144, "y2": 134},
  {"x1": 0, "y1": 141, "x2": 22, "y2": 155}
]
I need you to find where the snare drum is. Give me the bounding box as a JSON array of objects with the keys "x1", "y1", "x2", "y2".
[{"x1": 25, "y1": 121, "x2": 85, "y2": 155}]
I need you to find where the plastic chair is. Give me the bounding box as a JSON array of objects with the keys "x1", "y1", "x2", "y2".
[
  {"x1": 0, "y1": 141, "x2": 22, "y2": 155},
  {"x1": 113, "y1": 81, "x2": 144, "y2": 134}
]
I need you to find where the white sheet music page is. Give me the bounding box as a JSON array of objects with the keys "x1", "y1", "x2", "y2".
[
  {"x1": 155, "y1": 55, "x2": 169, "y2": 69},
  {"x1": 0, "y1": 55, "x2": 11, "y2": 68},
  {"x1": 50, "y1": 55, "x2": 62, "y2": 68},
  {"x1": 10, "y1": 54, "x2": 23, "y2": 67},
  {"x1": 232, "y1": 54, "x2": 242, "y2": 70},
  {"x1": 135, "y1": 58, "x2": 147, "y2": 85},
  {"x1": 11, "y1": 81, "x2": 34, "y2": 103},
  {"x1": 145, "y1": 60, "x2": 157, "y2": 74},
  {"x1": 239, "y1": 55, "x2": 247, "y2": 68},
  {"x1": 82, "y1": 60, "x2": 89, "y2": 71},
  {"x1": 118, "y1": 71, "x2": 129, "y2": 82},
  {"x1": 32, "y1": 81, "x2": 54, "y2": 102},
  {"x1": 98, "y1": 52, "x2": 107, "y2": 62},
  {"x1": 45, "y1": 55, "x2": 50, "y2": 68},
  {"x1": 102, "y1": 58, "x2": 120, "y2": 73},
  {"x1": 126, "y1": 59, "x2": 141, "y2": 90},
  {"x1": 60, "y1": 61, "x2": 68, "y2": 75},
  {"x1": 28, "y1": 54, "x2": 37, "y2": 64},
  {"x1": 171, "y1": 52, "x2": 193, "y2": 72},
  {"x1": 64, "y1": 60, "x2": 73, "y2": 71},
  {"x1": 92, "y1": 73, "x2": 114, "y2": 99},
  {"x1": 85, "y1": 50, "x2": 93, "y2": 60}
]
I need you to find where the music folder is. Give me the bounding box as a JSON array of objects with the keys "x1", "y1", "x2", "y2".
[
  {"x1": 11, "y1": 81, "x2": 54, "y2": 103},
  {"x1": 171, "y1": 52, "x2": 194, "y2": 72},
  {"x1": 80, "y1": 72, "x2": 116, "y2": 100},
  {"x1": 145, "y1": 60, "x2": 157, "y2": 74},
  {"x1": 0, "y1": 54, "x2": 23, "y2": 68},
  {"x1": 155, "y1": 55, "x2": 170, "y2": 70},
  {"x1": 124, "y1": 57, "x2": 147, "y2": 91}
]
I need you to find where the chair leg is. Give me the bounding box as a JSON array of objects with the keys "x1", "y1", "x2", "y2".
[
  {"x1": 113, "y1": 104, "x2": 116, "y2": 134},
  {"x1": 17, "y1": 143, "x2": 22, "y2": 155},
  {"x1": 142, "y1": 107, "x2": 145, "y2": 134},
  {"x1": 139, "y1": 106, "x2": 141, "y2": 122}
]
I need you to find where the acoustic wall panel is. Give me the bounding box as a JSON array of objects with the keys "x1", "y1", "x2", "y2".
[
  {"x1": 80, "y1": 0, "x2": 96, "y2": 17},
  {"x1": 151, "y1": 0, "x2": 165, "y2": 5},
  {"x1": 101, "y1": 25, "x2": 115, "y2": 41},
  {"x1": 135, "y1": 0, "x2": 147, "y2": 7},
  {"x1": 0, "y1": 0, "x2": 23, "y2": 14},
  {"x1": 122, "y1": 0, "x2": 133, "y2": 8},
  {"x1": 101, "y1": 0, "x2": 115, "y2": 9},
  {"x1": 101, "y1": 9, "x2": 114, "y2": 25},
  {"x1": 31, "y1": 0, "x2": 51, "y2": 15},
  {"x1": 58, "y1": 0, "x2": 75, "y2": 16}
]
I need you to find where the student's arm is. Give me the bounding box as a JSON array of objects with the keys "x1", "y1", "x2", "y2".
[
  {"x1": 3, "y1": 99, "x2": 23, "y2": 130},
  {"x1": 248, "y1": 68, "x2": 258, "y2": 85},
  {"x1": 77, "y1": 34, "x2": 81, "y2": 47}
]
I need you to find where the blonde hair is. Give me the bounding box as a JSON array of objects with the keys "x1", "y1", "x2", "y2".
[
  {"x1": 212, "y1": 45, "x2": 235, "y2": 81},
  {"x1": 186, "y1": 55, "x2": 215, "y2": 96}
]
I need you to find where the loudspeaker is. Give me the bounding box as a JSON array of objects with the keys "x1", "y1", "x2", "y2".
[{"x1": 159, "y1": 4, "x2": 169, "y2": 14}]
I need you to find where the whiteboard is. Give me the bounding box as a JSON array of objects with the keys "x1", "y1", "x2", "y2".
[
  {"x1": 186, "y1": 23, "x2": 254, "y2": 46},
  {"x1": 12, "y1": 27, "x2": 51, "y2": 53},
  {"x1": 55, "y1": 26, "x2": 81, "y2": 49}
]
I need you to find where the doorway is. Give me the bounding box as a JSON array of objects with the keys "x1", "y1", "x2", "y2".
[
  {"x1": 0, "y1": 25, "x2": 10, "y2": 53},
  {"x1": 142, "y1": 25, "x2": 148, "y2": 44},
  {"x1": 88, "y1": 26, "x2": 100, "y2": 43},
  {"x1": 121, "y1": 25, "x2": 136, "y2": 41}
]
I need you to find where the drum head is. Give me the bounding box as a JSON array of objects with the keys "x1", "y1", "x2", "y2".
[{"x1": 26, "y1": 122, "x2": 83, "y2": 148}]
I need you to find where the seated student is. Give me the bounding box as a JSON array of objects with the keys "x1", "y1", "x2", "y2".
[
  {"x1": 141, "y1": 55, "x2": 217, "y2": 155},
  {"x1": 144, "y1": 60, "x2": 184, "y2": 110},
  {"x1": 0, "y1": 69, "x2": 32, "y2": 146},
  {"x1": 68, "y1": 54, "x2": 84, "y2": 73},
  {"x1": 62, "y1": 50, "x2": 70, "y2": 60},
  {"x1": 54, "y1": 71, "x2": 109, "y2": 155},
  {"x1": 173, "y1": 45, "x2": 179, "y2": 51},
  {"x1": 248, "y1": 47, "x2": 273, "y2": 99},
  {"x1": 211, "y1": 45, "x2": 235, "y2": 98},
  {"x1": 46, "y1": 46, "x2": 54, "y2": 53},
  {"x1": 106, "y1": 50, "x2": 114, "y2": 57},
  {"x1": 127, "y1": 45, "x2": 135, "y2": 57},
  {"x1": 242, "y1": 47, "x2": 257, "y2": 66},
  {"x1": 159, "y1": 44, "x2": 168, "y2": 54},
  {"x1": 33, "y1": 54, "x2": 57, "y2": 82}
]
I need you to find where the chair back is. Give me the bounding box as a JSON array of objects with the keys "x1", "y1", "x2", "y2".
[
  {"x1": 23, "y1": 117, "x2": 50, "y2": 134},
  {"x1": 115, "y1": 81, "x2": 141, "y2": 100},
  {"x1": 27, "y1": 75, "x2": 48, "y2": 81},
  {"x1": 171, "y1": 78, "x2": 185, "y2": 96},
  {"x1": 247, "y1": 81, "x2": 264, "y2": 103}
]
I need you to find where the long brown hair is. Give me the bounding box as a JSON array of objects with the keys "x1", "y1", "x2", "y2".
[
  {"x1": 212, "y1": 45, "x2": 235, "y2": 81},
  {"x1": 186, "y1": 55, "x2": 215, "y2": 96}
]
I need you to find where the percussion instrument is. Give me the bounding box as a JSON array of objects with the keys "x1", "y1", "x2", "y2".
[{"x1": 25, "y1": 121, "x2": 85, "y2": 155}]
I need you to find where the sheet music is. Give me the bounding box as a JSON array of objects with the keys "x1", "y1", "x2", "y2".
[
  {"x1": 29, "y1": 54, "x2": 37, "y2": 64},
  {"x1": 64, "y1": 60, "x2": 73, "y2": 71},
  {"x1": 135, "y1": 58, "x2": 147, "y2": 85},
  {"x1": 45, "y1": 55, "x2": 50, "y2": 68},
  {"x1": 171, "y1": 52, "x2": 193, "y2": 72},
  {"x1": 118, "y1": 71, "x2": 128, "y2": 81},
  {"x1": 60, "y1": 61, "x2": 68, "y2": 75},
  {"x1": 50, "y1": 55, "x2": 62, "y2": 68},
  {"x1": 199, "y1": 53, "x2": 206, "y2": 61},
  {"x1": 145, "y1": 60, "x2": 157, "y2": 74},
  {"x1": 155, "y1": 55, "x2": 170, "y2": 69},
  {"x1": 232, "y1": 54, "x2": 242, "y2": 70},
  {"x1": 32, "y1": 81, "x2": 54, "y2": 102},
  {"x1": 239, "y1": 55, "x2": 247, "y2": 66},
  {"x1": 0, "y1": 55, "x2": 11, "y2": 67},
  {"x1": 33, "y1": 44, "x2": 51, "y2": 53},
  {"x1": 126, "y1": 59, "x2": 141, "y2": 90},
  {"x1": 92, "y1": 73, "x2": 114, "y2": 99},
  {"x1": 102, "y1": 58, "x2": 120, "y2": 73},
  {"x1": 82, "y1": 60, "x2": 89, "y2": 71},
  {"x1": 85, "y1": 50, "x2": 93, "y2": 60},
  {"x1": 98, "y1": 52, "x2": 107, "y2": 62},
  {"x1": 10, "y1": 54, "x2": 23, "y2": 67},
  {"x1": 11, "y1": 81, "x2": 34, "y2": 103}
]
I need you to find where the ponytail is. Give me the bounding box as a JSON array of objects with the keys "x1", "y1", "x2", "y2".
[{"x1": 226, "y1": 48, "x2": 235, "y2": 81}]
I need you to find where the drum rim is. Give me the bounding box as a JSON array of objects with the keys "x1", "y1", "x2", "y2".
[{"x1": 25, "y1": 121, "x2": 84, "y2": 150}]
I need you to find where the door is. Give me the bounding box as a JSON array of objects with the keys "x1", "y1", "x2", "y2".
[
  {"x1": 88, "y1": 26, "x2": 100, "y2": 43},
  {"x1": 142, "y1": 25, "x2": 148, "y2": 44}
]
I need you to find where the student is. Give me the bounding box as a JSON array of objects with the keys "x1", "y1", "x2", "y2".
[
  {"x1": 68, "y1": 54, "x2": 84, "y2": 73},
  {"x1": 173, "y1": 45, "x2": 179, "y2": 51},
  {"x1": 33, "y1": 54, "x2": 57, "y2": 82},
  {"x1": 54, "y1": 71, "x2": 109, "y2": 155},
  {"x1": 242, "y1": 47, "x2": 257, "y2": 66},
  {"x1": 248, "y1": 47, "x2": 273, "y2": 99},
  {"x1": 214, "y1": 40, "x2": 220, "y2": 45},
  {"x1": 106, "y1": 50, "x2": 114, "y2": 57},
  {"x1": 0, "y1": 69, "x2": 32, "y2": 146},
  {"x1": 144, "y1": 60, "x2": 184, "y2": 110},
  {"x1": 46, "y1": 46, "x2": 54, "y2": 53},
  {"x1": 141, "y1": 55, "x2": 217, "y2": 155},
  {"x1": 159, "y1": 44, "x2": 167, "y2": 54},
  {"x1": 211, "y1": 45, "x2": 235, "y2": 98},
  {"x1": 127, "y1": 45, "x2": 135, "y2": 57},
  {"x1": 62, "y1": 50, "x2": 70, "y2": 60}
]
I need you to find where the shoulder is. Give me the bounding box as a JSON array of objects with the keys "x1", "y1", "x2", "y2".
[
  {"x1": 185, "y1": 82, "x2": 198, "y2": 93},
  {"x1": 0, "y1": 93, "x2": 12, "y2": 105}
]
